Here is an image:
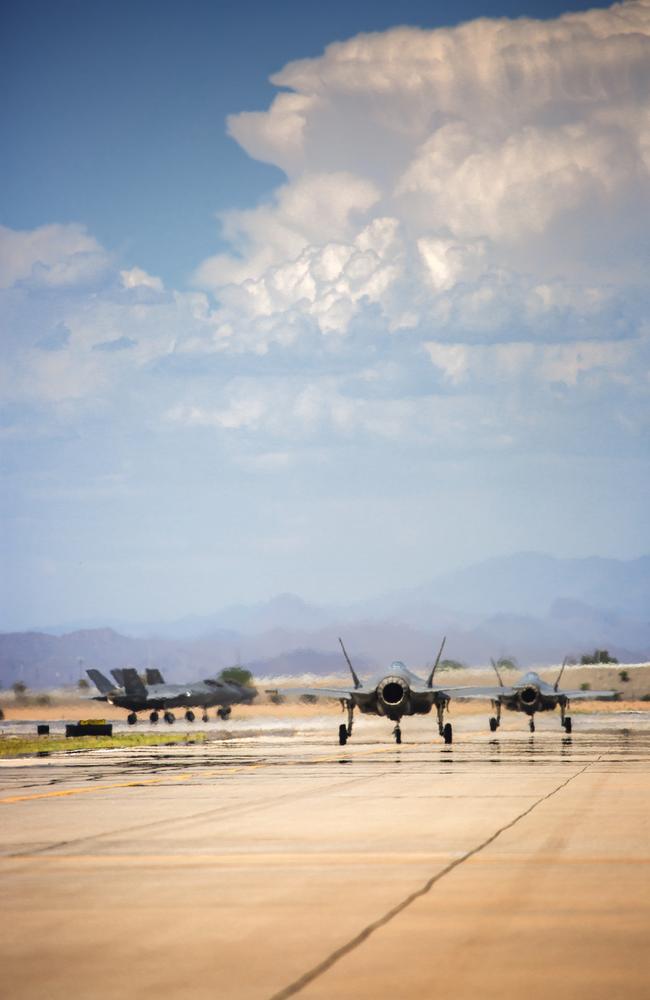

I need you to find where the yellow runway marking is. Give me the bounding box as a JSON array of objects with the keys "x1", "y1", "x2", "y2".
[{"x1": 0, "y1": 745, "x2": 398, "y2": 805}]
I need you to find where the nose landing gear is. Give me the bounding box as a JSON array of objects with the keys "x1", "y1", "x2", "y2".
[
  {"x1": 393, "y1": 723, "x2": 402, "y2": 744},
  {"x1": 185, "y1": 710, "x2": 195, "y2": 722},
  {"x1": 529, "y1": 717, "x2": 535, "y2": 732},
  {"x1": 164, "y1": 711, "x2": 175, "y2": 724},
  {"x1": 149, "y1": 711, "x2": 159, "y2": 724},
  {"x1": 127, "y1": 712, "x2": 138, "y2": 726}
]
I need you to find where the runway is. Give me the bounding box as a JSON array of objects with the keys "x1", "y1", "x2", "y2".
[{"x1": 1, "y1": 716, "x2": 649, "y2": 999}]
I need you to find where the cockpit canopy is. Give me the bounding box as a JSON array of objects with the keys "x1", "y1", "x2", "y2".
[{"x1": 390, "y1": 661, "x2": 407, "y2": 671}]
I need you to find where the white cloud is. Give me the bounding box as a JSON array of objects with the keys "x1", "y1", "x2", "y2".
[
  {"x1": 2, "y1": 5, "x2": 649, "y2": 466},
  {"x1": 424, "y1": 338, "x2": 637, "y2": 387},
  {"x1": 120, "y1": 266, "x2": 164, "y2": 292},
  {"x1": 0, "y1": 223, "x2": 109, "y2": 289},
  {"x1": 185, "y1": 2, "x2": 650, "y2": 371}
]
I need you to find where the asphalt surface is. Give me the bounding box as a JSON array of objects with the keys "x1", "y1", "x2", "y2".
[{"x1": 1, "y1": 713, "x2": 649, "y2": 999}]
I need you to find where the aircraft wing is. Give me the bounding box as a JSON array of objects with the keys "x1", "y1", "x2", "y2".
[
  {"x1": 266, "y1": 686, "x2": 354, "y2": 702},
  {"x1": 436, "y1": 685, "x2": 519, "y2": 699},
  {"x1": 559, "y1": 689, "x2": 618, "y2": 700}
]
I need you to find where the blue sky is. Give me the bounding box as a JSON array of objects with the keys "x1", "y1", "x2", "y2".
[{"x1": 1, "y1": 0, "x2": 649, "y2": 628}]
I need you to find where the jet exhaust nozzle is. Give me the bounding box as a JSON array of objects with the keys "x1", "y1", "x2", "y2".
[
  {"x1": 519, "y1": 686, "x2": 539, "y2": 708},
  {"x1": 377, "y1": 677, "x2": 408, "y2": 707}
]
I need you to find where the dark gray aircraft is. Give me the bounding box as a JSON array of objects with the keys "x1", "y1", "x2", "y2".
[
  {"x1": 268, "y1": 637, "x2": 477, "y2": 745},
  {"x1": 87, "y1": 667, "x2": 257, "y2": 725},
  {"x1": 454, "y1": 658, "x2": 617, "y2": 733}
]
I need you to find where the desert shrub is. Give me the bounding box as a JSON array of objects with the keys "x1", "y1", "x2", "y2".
[{"x1": 220, "y1": 666, "x2": 254, "y2": 687}]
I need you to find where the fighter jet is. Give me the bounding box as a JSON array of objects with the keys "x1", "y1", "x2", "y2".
[
  {"x1": 267, "y1": 637, "x2": 478, "y2": 745},
  {"x1": 87, "y1": 667, "x2": 257, "y2": 725},
  {"x1": 452, "y1": 658, "x2": 617, "y2": 733}
]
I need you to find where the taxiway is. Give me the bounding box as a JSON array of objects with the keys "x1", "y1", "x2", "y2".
[{"x1": 1, "y1": 714, "x2": 649, "y2": 999}]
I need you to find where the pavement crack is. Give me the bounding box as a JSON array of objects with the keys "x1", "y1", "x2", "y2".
[{"x1": 268, "y1": 759, "x2": 596, "y2": 1000}]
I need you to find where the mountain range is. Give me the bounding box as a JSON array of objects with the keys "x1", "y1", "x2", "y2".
[{"x1": 1, "y1": 553, "x2": 648, "y2": 688}]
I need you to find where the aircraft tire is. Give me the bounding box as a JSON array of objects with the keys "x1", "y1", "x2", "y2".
[
  {"x1": 150, "y1": 711, "x2": 159, "y2": 724},
  {"x1": 443, "y1": 722, "x2": 453, "y2": 744},
  {"x1": 164, "y1": 712, "x2": 175, "y2": 724},
  {"x1": 338, "y1": 724, "x2": 348, "y2": 745},
  {"x1": 489, "y1": 717, "x2": 498, "y2": 732},
  {"x1": 127, "y1": 713, "x2": 137, "y2": 726},
  {"x1": 185, "y1": 710, "x2": 195, "y2": 722},
  {"x1": 564, "y1": 717, "x2": 572, "y2": 734},
  {"x1": 529, "y1": 718, "x2": 535, "y2": 732},
  {"x1": 202, "y1": 713, "x2": 209, "y2": 723}
]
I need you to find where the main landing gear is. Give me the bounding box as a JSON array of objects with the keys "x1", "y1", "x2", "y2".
[
  {"x1": 436, "y1": 701, "x2": 453, "y2": 744},
  {"x1": 149, "y1": 711, "x2": 159, "y2": 724},
  {"x1": 560, "y1": 702, "x2": 572, "y2": 733},
  {"x1": 185, "y1": 710, "x2": 195, "y2": 722},
  {"x1": 217, "y1": 706, "x2": 232, "y2": 721},
  {"x1": 338, "y1": 702, "x2": 354, "y2": 745},
  {"x1": 127, "y1": 712, "x2": 138, "y2": 726},
  {"x1": 164, "y1": 711, "x2": 176, "y2": 724}
]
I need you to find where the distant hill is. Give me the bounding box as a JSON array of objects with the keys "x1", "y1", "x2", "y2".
[{"x1": 3, "y1": 553, "x2": 648, "y2": 688}]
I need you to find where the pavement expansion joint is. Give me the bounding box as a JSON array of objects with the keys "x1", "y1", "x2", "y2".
[{"x1": 267, "y1": 757, "x2": 598, "y2": 1000}]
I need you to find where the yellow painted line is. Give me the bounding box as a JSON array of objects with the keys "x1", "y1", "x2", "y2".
[{"x1": 0, "y1": 745, "x2": 398, "y2": 805}]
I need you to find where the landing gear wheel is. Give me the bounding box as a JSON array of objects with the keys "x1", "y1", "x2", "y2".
[
  {"x1": 564, "y1": 717, "x2": 572, "y2": 734},
  {"x1": 218, "y1": 707, "x2": 231, "y2": 720},
  {"x1": 127, "y1": 712, "x2": 137, "y2": 726},
  {"x1": 164, "y1": 711, "x2": 175, "y2": 724},
  {"x1": 185, "y1": 710, "x2": 195, "y2": 722},
  {"x1": 201, "y1": 712, "x2": 209, "y2": 723},
  {"x1": 443, "y1": 722, "x2": 453, "y2": 744},
  {"x1": 529, "y1": 718, "x2": 535, "y2": 732},
  {"x1": 394, "y1": 726, "x2": 402, "y2": 745},
  {"x1": 149, "y1": 711, "x2": 159, "y2": 724},
  {"x1": 489, "y1": 717, "x2": 498, "y2": 732},
  {"x1": 338, "y1": 723, "x2": 348, "y2": 746}
]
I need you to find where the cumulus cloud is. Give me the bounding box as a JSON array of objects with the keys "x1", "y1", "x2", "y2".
[
  {"x1": 0, "y1": 223, "x2": 109, "y2": 289},
  {"x1": 193, "y1": 1, "x2": 649, "y2": 355},
  {"x1": 3, "y1": 4, "x2": 649, "y2": 462}
]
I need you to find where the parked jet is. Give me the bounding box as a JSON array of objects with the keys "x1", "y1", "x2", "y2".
[
  {"x1": 87, "y1": 667, "x2": 257, "y2": 725},
  {"x1": 453, "y1": 658, "x2": 617, "y2": 733},
  {"x1": 267, "y1": 637, "x2": 478, "y2": 745}
]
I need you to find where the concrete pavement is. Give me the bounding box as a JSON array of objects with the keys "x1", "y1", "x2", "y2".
[{"x1": 0, "y1": 716, "x2": 649, "y2": 999}]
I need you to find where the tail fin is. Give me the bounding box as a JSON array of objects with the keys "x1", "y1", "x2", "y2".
[
  {"x1": 426, "y1": 636, "x2": 446, "y2": 687},
  {"x1": 490, "y1": 658, "x2": 504, "y2": 687},
  {"x1": 554, "y1": 657, "x2": 568, "y2": 692},
  {"x1": 145, "y1": 668, "x2": 165, "y2": 685},
  {"x1": 111, "y1": 669, "x2": 125, "y2": 687},
  {"x1": 121, "y1": 668, "x2": 148, "y2": 699},
  {"x1": 338, "y1": 638, "x2": 361, "y2": 689},
  {"x1": 86, "y1": 669, "x2": 115, "y2": 695}
]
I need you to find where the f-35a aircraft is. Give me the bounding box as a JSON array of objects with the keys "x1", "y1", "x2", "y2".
[
  {"x1": 454, "y1": 658, "x2": 617, "y2": 733},
  {"x1": 268, "y1": 637, "x2": 478, "y2": 745},
  {"x1": 87, "y1": 667, "x2": 257, "y2": 725}
]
